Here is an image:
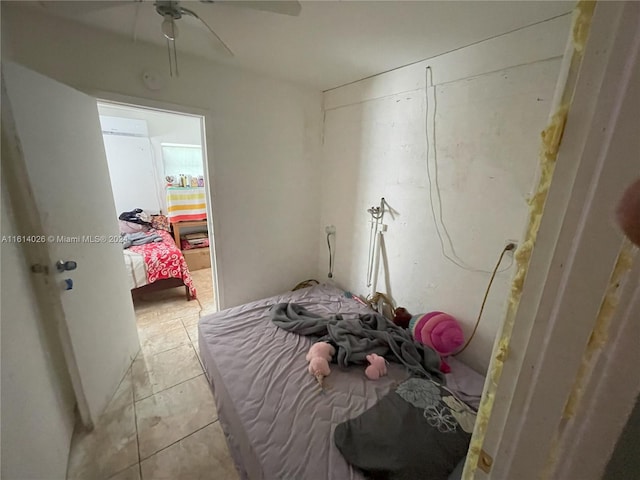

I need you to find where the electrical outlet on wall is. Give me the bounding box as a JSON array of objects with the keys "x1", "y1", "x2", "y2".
[{"x1": 325, "y1": 225, "x2": 336, "y2": 235}]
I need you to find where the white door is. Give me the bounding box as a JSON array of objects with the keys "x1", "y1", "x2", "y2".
[{"x1": 1, "y1": 61, "x2": 140, "y2": 426}]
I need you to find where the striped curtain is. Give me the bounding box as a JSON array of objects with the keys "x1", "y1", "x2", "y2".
[{"x1": 166, "y1": 187, "x2": 207, "y2": 223}]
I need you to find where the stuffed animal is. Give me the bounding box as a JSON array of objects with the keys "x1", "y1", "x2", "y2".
[
  {"x1": 306, "y1": 342, "x2": 336, "y2": 388},
  {"x1": 409, "y1": 311, "x2": 464, "y2": 373},
  {"x1": 365, "y1": 354, "x2": 388, "y2": 380},
  {"x1": 392, "y1": 307, "x2": 412, "y2": 329}
]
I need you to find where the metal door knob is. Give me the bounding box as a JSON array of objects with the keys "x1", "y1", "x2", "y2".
[{"x1": 56, "y1": 260, "x2": 78, "y2": 272}]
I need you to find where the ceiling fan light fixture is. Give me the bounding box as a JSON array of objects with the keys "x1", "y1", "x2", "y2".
[{"x1": 161, "y1": 15, "x2": 178, "y2": 40}]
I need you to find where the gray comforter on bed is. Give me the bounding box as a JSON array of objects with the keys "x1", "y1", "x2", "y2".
[{"x1": 270, "y1": 302, "x2": 445, "y2": 383}]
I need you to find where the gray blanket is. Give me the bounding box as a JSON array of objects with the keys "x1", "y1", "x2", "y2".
[
  {"x1": 270, "y1": 302, "x2": 445, "y2": 383},
  {"x1": 122, "y1": 231, "x2": 162, "y2": 249}
]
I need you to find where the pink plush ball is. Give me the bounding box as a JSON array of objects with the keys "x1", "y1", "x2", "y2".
[{"x1": 409, "y1": 312, "x2": 464, "y2": 355}]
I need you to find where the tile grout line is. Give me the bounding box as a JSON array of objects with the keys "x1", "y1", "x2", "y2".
[
  {"x1": 101, "y1": 369, "x2": 140, "y2": 480},
  {"x1": 182, "y1": 318, "x2": 206, "y2": 371},
  {"x1": 135, "y1": 335, "x2": 195, "y2": 361},
  {"x1": 138, "y1": 419, "x2": 220, "y2": 462},
  {"x1": 105, "y1": 460, "x2": 140, "y2": 480},
  {"x1": 182, "y1": 321, "x2": 205, "y2": 372},
  {"x1": 137, "y1": 329, "x2": 193, "y2": 358},
  {"x1": 136, "y1": 315, "x2": 200, "y2": 341},
  {"x1": 133, "y1": 378, "x2": 143, "y2": 480},
  {"x1": 191, "y1": 339, "x2": 205, "y2": 371},
  {"x1": 102, "y1": 362, "x2": 133, "y2": 413},
  {"x1": 134, "y1": 371, "x2": 205, "y2": 403}
]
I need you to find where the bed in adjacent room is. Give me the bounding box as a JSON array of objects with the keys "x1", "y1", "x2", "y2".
[
  {"x1": 122, "y1": 229, "x2": 197, "y2": 300},
  {"x1": 199, "y1": 284, "x2": 484, "y2": 480}
]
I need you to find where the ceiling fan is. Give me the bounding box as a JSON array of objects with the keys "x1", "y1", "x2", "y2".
[
  {"x1": 152, "y1": 0, "x2": 302, "y2": 76},
  {"x1": 42, "y1": 0, "x2": 302, "y2": 77}
]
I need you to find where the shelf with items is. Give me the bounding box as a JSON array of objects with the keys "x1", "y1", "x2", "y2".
[
  {"x1": 171, "y1": 219, "x2": 207, "y2": 247},
  {"x1": 171, "y1": 219, "x2": 211, "y2": 271}
]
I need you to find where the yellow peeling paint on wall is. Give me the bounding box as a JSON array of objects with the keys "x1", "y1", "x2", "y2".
[
  {"x1": 464, "y1": 101, "x2": 571, "y2": 479},
  {"x1": 462, "y1": 2, "x2": 595, "y2": 478},
  {"x1": 463, "y1": 102, "x2": 570, "y2": 480},
  {"x1": 573, "y1": 1, "x2": 597, "y2": 53}
]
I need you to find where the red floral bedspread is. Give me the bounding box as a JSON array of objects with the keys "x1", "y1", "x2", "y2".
[{"x1": 129, "y1": 230, "x2": 197, "y2": 298}]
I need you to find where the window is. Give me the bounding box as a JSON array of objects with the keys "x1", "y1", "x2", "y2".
[{"x1": 161, "y1": 144, "x2": 203, "y2": 178}]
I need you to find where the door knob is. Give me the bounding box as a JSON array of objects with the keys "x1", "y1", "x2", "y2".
[{"x1": 56, "y1": 260, "x2": 78, "y2": 272}]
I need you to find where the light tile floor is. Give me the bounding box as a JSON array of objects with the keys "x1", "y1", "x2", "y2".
[{"x1": 67, "y1": 269, "x2": 239, "y2": 480}]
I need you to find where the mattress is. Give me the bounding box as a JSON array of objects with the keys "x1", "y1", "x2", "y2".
[
  {"x1": 199, "y1": 284, "x2": 484, "y2": 480},
  {"x1": 122, "y1": 249, "x2": 148, "y2": 290}
]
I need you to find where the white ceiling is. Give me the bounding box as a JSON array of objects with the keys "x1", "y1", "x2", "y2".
[{"x1": 30, "y1": 1, "x2": 572, "y2": 90}]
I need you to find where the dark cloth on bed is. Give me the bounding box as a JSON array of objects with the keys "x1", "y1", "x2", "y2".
[
  {"x1": 334, "y1": 377, "x2": 474, "y2": 480},
  {"x1": 270, "y1": 302, "x2": 445, "y2": 383},
  {"x1": 119, "y1": 208, "x2": 151, "y2": 225}
]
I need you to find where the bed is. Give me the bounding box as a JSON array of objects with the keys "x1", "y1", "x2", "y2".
[
  {"x1": 199, "y1": 284, "x2": 484, "y2": 480},
  {"x1": 122, "y1": 229, "x2": 197, "y2": 300}
]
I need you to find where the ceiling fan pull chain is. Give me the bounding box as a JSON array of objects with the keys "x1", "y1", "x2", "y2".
[
  {"x1": 173, "y1": 38, "x2": 179, "y2": 77},
  {"x1": 166, "y1": 38, "x2": 173, "y2": 77}
]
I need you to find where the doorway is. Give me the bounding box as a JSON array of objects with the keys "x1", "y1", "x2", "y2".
[
  {"x1": 96, "y1": 101, "x2": 217, "y2": 319},
  {"x1": 59, "y1": 101, "x2": 229, "y2": 478}
]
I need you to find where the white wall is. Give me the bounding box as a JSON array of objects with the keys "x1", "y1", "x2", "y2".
[
  {"x1": 1, "y1": 180, "x2": 77, "y2": 479},
  {"x1": 98, "y1": 105, "x2": 203, "y2": 215},
  {"x1": 1, "y1": 4, "x2": 323, "y2": 308},
  {"x1": 319, "y1": 15, "x2": 570, "y2": 373},
  {"x1": 101, "y1": 132, "x2": 162, "y2": 215}
]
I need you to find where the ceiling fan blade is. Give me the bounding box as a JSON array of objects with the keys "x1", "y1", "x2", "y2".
[
  {"x1": 180, "y1": 7, "x2": 234, "y2": 57},
  {"x1": 203, "y1": 1, "x2": 302, "y2": 17},
  {"x1": 38, "y1": 0, "x2": 140, "y2": 15}
]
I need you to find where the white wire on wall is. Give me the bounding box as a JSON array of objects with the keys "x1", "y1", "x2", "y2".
[{"x1": 424, "y1": 66, "x2": 512, "y2": 274}]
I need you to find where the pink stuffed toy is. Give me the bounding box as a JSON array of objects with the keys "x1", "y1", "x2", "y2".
[
  {"x1": 365, "y1": 354, "x2": 388, "y2": 380},
  {"x1": 306, "y1": 342, "x2": 335, "y2": 388},
  {"x1": 409, "y1": 311, "x2": 464, "y2": 373}
]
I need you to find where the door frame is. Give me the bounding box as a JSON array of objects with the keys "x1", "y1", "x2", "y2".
[
  {"x1": 93, "y1": 91, "x2": 223, "y2": 313},
  {"x1": 464, "y1": 2, "x2": 640, "y2": 478}
]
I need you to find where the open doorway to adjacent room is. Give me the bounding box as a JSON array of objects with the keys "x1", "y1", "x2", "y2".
[{"x1": 97, "y1": 101, "x2": 218, "y2": 345}]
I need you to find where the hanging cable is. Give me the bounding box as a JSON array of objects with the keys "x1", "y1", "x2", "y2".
[
  {"x1": 455, "y1": 243, "x2": 515, "y2": 355},
  {"x1": 425, "y1": 66, "x2": 512, "y2": 274},
  {"x1": 166, "y1": 39, "x2": 172, "y2": 77},
  {"x1": 173, "y1": 37, "x2": 179, "y2": 77},
  {"x1": 162, "y1": 14, "x2": 180, "y2": 78},
  {"x1": 327, "y1": 232, "x2": 334, "y2": 278}
]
